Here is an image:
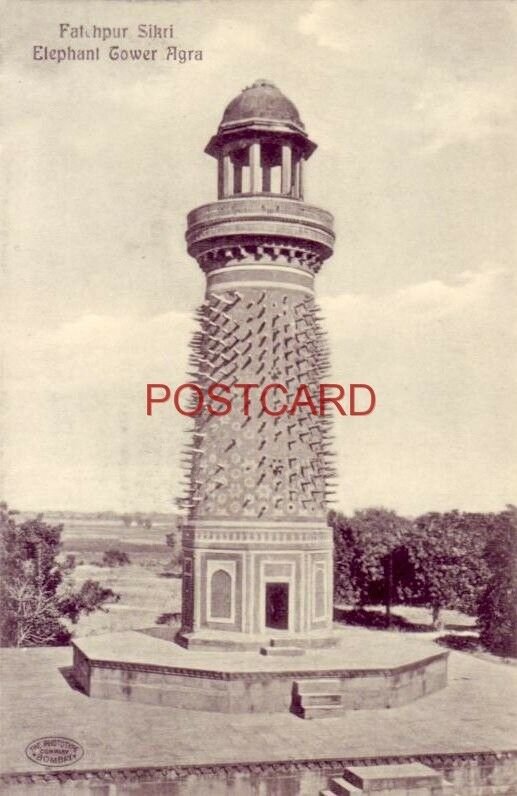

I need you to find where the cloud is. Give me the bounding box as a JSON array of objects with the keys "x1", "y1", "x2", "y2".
[
  {"x1": 298, "y1": 1, "x2": 517, "y2": 154},
  {"x1": 2, "y1": 0, "x2": 514, "y2": 513},
  {"x1": 322, "y1": 266, "x2": 514, "y2": 338},
  {"x1": 3, "y1": 311, "x2": 196, "y2": 390},
  {"x1": 1, "y1": 310, "x2": 196, "y2": 512},
  {"x1": 319, "y1": 266, "x2": 515, "y2": 514},
  {"x1": 298, "y1": 0, "x2": 409, "y2": 63},
  {"x1": 409, "y1": 71, "x2": 516, "y2": 155},
  {"x1": 2, "y1": 267, "x2": 514, "y2": 514}
]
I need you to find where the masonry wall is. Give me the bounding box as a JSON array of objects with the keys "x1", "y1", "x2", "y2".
[
  {"x1": 4, "y1": 753, "x2": 516, "y2": 795},
  {"x1": 73, "y1": 645, "x2": 447, "y2": 713}
]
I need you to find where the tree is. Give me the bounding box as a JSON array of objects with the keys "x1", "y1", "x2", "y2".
[
  {"x1": 330, "y1": 510, "x2": 360, "y2": 605},
  {"x1": 478, "y1": 506, "x2": 517, "y2": 657},
  {"x1": 0, "y1": 503, "x2": 117, "y2": 647},
  {"x1": 102, "y1": 547, "x2": 130, "y2": 567},
  {"x1": 331, "y1": 507, "x2": 412, "y2": 624},
  {"x1": 58, "y1": 579, "x2": 119, "y2": 623},
  {"x1": 165, "y1": 528, "x2": 183, "y2": 573},
  {"x1": 120, "y1": 513, "x2": 134, "y2": 528},
  {"x1": 407, "y1": 511, "x2": 491, "y2": 628}
]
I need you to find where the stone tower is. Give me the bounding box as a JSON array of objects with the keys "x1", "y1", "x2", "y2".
[{"x1": 179, "y1": 80, "x2": 336, "y2": 649}]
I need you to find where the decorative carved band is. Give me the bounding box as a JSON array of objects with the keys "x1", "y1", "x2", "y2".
[
  {"x1": 190, "y1": 519, "x2": 330, "y2": 528},
  {"x1": 3, "y1": 750, "x2": 515, "y2": 787},
  {"x1": 186, "y1": 197, "x2": 335, "y2": 267},
  {"x1": 199, "y1": 241, "x2": 322, "y2": 275},
  {"x1": 76, "y1": 650, "x2": 448, "y2": 682},
  {"x1": 187, "y1": 196, "x2": 334, "y2": 231},
  {"x1": 184, "y1": 529, "x2": 331, "y2": 544}
]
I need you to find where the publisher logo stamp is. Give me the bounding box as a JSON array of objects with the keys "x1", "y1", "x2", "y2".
[{"x1": 25, "y1": 737, "x2": 84, "y2": 767}]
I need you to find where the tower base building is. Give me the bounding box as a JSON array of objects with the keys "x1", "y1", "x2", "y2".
[{"x1": 70, "y1": 81, "x2": 448, "y2": 717}]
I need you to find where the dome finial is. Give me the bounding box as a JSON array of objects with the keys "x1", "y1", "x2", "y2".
[{"x1": 249, "y1": 79, "x2": 276, "y2": 90}]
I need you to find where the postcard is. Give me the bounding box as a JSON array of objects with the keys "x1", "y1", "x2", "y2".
[{"x1": 1, "y1": 1, "x2": 515, "y2": 793}]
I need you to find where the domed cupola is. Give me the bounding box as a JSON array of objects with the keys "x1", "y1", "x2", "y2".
[
  {"x1": 205, "y1": 80, "x2": 317, "y2": 199},
  {"x1": 219, "y1": 79, "x2": 306, "y2": 135},
  {"x1": 186, "y1": 80, "x2": 334, "y2": 286}
]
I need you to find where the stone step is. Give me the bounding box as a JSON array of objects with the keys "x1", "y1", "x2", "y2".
[
  {"x1": 293, "y1": 678, "x2": 341, "y2": 694},
  {"x1": 293, "y1": 692, "x2": 342, "y2": 707},
  {"x1": 326, "y1": 778, "x2": 362, "y2": 795},
  {"x1": 292, "y1": 677, "x2": 344, "y2": 719},
  {"x1": 321, "y1": 790, "x2": 361, "y2": 796},
  {"x1": 269, "y1": 637, "x2": 309, "y2": 648},
  {"x1": 323, "y1": 773, "x2": 456, "y2": 796},
  {"x1": 320, "y1": 788, "x2": 361, "y2": 796},
  {"x1": 340, "y1": 763, "x2": 443, "y2": 793},
  {"x1": 297, "y1": 704, "x2": 344, "y2": 719},
  {"x1": 259, "y1": 646, "x2": 305, "y2": 657}
]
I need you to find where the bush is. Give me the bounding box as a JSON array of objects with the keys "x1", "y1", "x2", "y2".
[
  {"x1": 331, "y1": 507, "x2": 511, "y2": 632},
  {"x1": 478, "y1": 507, "x2": 517, "y2": 657},
  {"x1": 407, "y1": 511, "x2": 491, "y2": 626},
  {"x1": 102, "y1": 548, "x2": 131, "y2": 567},
  {"x1": 0, "y1": 504, "x2": 117, "y2": 647},
  {"x1": 330, "y1": 508, "x2": 413, "y2": 617},
  {"x1": 62, "y1": 553, "x2": 76, "y2": 573},
  {"x1": 156, "y1": 612, "x2": 182, "y2": 625},
  {"x1": 59, "y1": 580, "x2": 119, "y2": 622}
]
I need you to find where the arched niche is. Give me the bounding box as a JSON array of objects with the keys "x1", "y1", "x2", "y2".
[{"x1": 209, "y1": 567, "x2": 233, "y2": 620}]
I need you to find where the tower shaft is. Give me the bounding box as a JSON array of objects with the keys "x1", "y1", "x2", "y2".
[{"x1": 179, "y1": 82, "x2": 336, "y2": 648}]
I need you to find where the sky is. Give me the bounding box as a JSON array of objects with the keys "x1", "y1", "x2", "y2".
[{"x1": 1, "y1": 0, "x2": 516, "y2": 516}]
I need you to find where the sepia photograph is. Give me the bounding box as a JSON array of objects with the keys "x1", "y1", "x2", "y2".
[{"x1": 1, "y1": 1, "x2": 516, "y2": 793}]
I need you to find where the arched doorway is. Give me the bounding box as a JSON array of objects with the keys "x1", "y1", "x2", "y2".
[{"x1": 265, "y1": 582, "x2": 289, "y2": 630}]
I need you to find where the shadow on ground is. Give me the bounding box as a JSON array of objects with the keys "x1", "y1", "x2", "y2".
[
  {"x1": 334, "y1": 607, "x2": 432, "y2": 632},
  {"x1": 59, "y1": 665, "x2": 85, "y2": 694},
  {"x1": 334, "y1": 607, "x2": 478, "y2": 635},
  {"x1": 435, "y1": 633, "x2": 480, "y2": 652}
]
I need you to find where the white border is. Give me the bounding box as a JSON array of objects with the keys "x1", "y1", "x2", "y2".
[
  {"x1": 312, "y1": 559, "x2": 328, "y2": 622},
  {"x1": 207, "y1": 279, "x2": 314, "y2": 295}
]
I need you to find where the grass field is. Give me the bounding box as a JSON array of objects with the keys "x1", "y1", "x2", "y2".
[
  {"x1": 54, "y1": 519, "x2": 506, "y2": 659},
  {"x1": 57, "y1": 519, "x2": 181, "y2": 638}
]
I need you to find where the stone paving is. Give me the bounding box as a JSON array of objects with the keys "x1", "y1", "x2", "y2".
[
  {"x1": 74, "y1": 625, "x2": 444, "y2": 672},
  {"x1": 1, "y1": 629, "x2": 516, "y2": 775}
]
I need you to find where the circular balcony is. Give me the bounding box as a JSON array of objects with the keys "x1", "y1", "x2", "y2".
[{"x1": 186, "y1": 196, "x2": 335, "y2": 262}]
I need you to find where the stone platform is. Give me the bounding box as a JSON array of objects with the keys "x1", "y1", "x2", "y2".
[
  {"x1": 72, "y1": 627, "x2": 448, "y2": 714},
  {"x1": 321, "y1": 762, "x2": 452, "y2": 795},
  {"x1": 1, "y1": 636, "x2": 516, "y2": 794},
  {"x1": 177, "y1": 627, "x2": 342, "y2": 652}
]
